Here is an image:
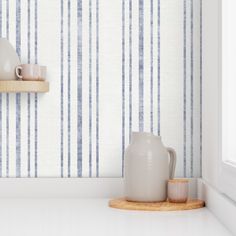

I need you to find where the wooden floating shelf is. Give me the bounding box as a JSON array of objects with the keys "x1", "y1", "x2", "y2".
[
  {"x1": 109, "y1": 198, "x2": 205, "y2": 211},
  {"x1": 0, "y1": 80, "x2": 49, "y2": 93}
]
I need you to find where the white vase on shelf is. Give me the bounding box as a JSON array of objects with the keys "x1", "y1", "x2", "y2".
[{"x1": 0, "y1": 38, "x2": 20, "y2": 80}]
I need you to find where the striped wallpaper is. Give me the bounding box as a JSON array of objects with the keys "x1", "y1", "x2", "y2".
[{"x1": 0, "y1": 0, "x2": 202, "y2": 178}]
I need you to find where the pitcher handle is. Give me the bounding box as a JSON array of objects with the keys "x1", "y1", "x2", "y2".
[{"x1": 167, "y1": 147, "x2": 176, "y2": 179}]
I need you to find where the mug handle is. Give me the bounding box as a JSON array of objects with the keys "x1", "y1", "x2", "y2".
[
  {"x1": 167, "y1": 147, "x2": 176, "y2": 179},
  {"x1": 15, "y1": 66, "x2": 23, "y2": 79}
]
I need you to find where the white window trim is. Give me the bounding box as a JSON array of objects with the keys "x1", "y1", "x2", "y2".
[{"x1": 219, "y1": 0, "x2": 236, "y2": 202}]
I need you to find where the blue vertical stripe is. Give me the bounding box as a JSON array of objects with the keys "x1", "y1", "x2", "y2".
[
  {"x1": 190, "y1": 0, "x2": 194, "y2": 177},
  {"x1": 15, "y1": 0, "x2": 21, "y2": 50},
  {"x1": 34, "y1": 0, "x2": 38, "y2": 177},
  {"x1": 89, "y1": 0, "x2": 92, "y2": 177},
  {"x1": 139, "y1": 0, "x2": 144, "y2": 132},
  {"x1": 129, "y1": 0, "x2": 132, "y2": 140},
  {"x1": 150, "y1": 0, "x2": 153, "y2": 133},
  {"x1": 96, "y1": 0, "x2": 99, "y2": 177},
  {"x1": 60, "y1": 0, "x2": 64, "y2": 177},
  {"x1": 183, "y1": 0, "x2": 187, "y2": 177},
  {"x1": 16, "y1": 0, "x2": 21, "y2": 178},
  {"x1": 67, "y1": 0, "x2": 71, "y2": 177},
  {"x1": 200, "y1": 0, "x2": 202, "y2": 176},
  {"x1": 122, "y1": 0, "x2": 125, "y2": 176},
  {"x1": 77, "y1": 0, "x2": 82, "y2": 177},
  {"x1": 157, "y1": 0, "x2": 160, "y2": 136},
  {"x1": 27, "y1": 0, "x2": 31, "y2": 177}
]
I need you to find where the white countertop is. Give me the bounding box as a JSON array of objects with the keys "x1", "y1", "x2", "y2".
[{"x1": 0, "y1": 198, "x2": 232, "y2": 236}]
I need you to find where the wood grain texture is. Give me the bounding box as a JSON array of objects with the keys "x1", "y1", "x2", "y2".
[
  {"x1": 0, "y1": 80, "x2": 49, "y2": 93},
  {"x1": 109, "y1": 198, "x2": 205, "y2": 211},
  {"x1": 168, "y1": 178, "x2": 189, "y2": 183}
]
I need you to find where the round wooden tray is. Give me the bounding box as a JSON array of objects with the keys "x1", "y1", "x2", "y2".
[{"x1": 109, "y1": 198, "x2": 205, "y2": 211}]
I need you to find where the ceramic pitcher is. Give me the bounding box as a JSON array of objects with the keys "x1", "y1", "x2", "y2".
[
  {"x1": 0, "y1": 38, "x2": 20, "y2": 80},
  {"x1": 124, "y1": 132, "x2": 176, "y2": 202}
]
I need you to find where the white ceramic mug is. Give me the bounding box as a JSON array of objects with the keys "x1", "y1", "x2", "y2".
[{"x1": 15, "y1": 64, "x2": 46, "y2": 81}]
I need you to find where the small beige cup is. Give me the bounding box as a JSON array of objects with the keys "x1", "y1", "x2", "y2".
[
  {"x1": 168, "y1": 179, "x2": 188, "y2": 203},
  {"x1": 15, "y1": 64, "x2": 46, "y2": 81}
]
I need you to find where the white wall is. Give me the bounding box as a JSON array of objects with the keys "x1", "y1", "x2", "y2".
[
  {"x1": 0, "y1": 0, "x2": 202, "y2": 178},
  {"x1": 202, "y1": 0, "x2": 220, "y2": 188}
]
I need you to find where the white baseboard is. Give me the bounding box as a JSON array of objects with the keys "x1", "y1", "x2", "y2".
[
  {"x1": 198, "y1": 179, "x2": 236, "y2": 235},
  {"x1": 0, "y1": 178, "x2": 124, "y2": 198},
  {"x1": 0, "y1": 177, "x2": 198, "y2": 199}
]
